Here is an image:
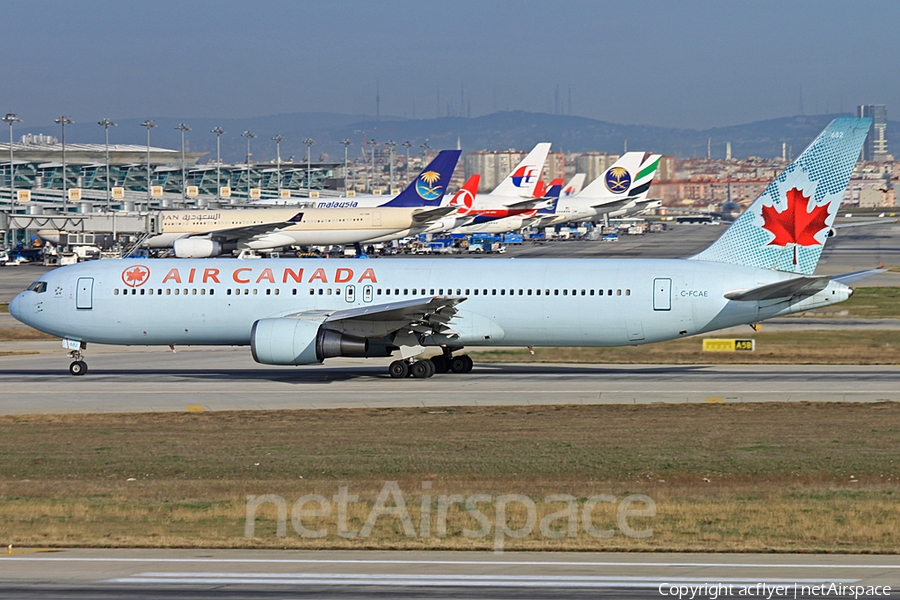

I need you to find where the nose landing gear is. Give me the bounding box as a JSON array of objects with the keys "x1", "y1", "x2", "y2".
[{"x1": 65, "y1": 340, "x2": 88, "y2": 376}]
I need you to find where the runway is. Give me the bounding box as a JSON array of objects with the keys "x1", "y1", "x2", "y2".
[
  {"x1": 0, "y1": 343, "x2": 898, "y2": 413},
  {"x1": 0, "y1": 549, "x2": 897, "y2": 599}
]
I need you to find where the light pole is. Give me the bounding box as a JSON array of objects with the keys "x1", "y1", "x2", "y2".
[
  {"x1": 303, "y1": 138, "x2": 315, "y2": 194},
  {"x1": 241, "y1": 131, "x2": 256, "y2": 200},
  {"x1": 272, "y1": 135, "x2": 285, "y2": 198},
  {"x1": 175, "y1": 123, "x2": 190, "y2": 207},
  {"x1": 419, "y1": 141, "x2": 430, "y2": 168},
  {"x1": 98, "y1": 118, "x2": 116, "y2": 211},
  {"x1": 367, "y1": 138, "x2": 378, "y2": 192},
  {"x1": 55, "y1": 116, "x2": 73, "y2": 211},
  {"x1": 3, "y1": 113, "x2": 21, "y2": 209},
  {"x1": 401, "y1": 140, "x2": 412, "y2": 185},
  {"x1": 140, "y1": 120, "x2": 156, "y2": 211},
  {"x1": 385, "y1": 140, "x2": 396, "y2": 193},
  {"x1": 339, "y1": 139, "x2": 351, "y2": 194},
  {"x1": 211, "y1": 127, "x2": 225, "y2": 203}
]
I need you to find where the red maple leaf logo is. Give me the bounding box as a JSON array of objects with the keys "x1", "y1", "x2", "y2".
[
  {"x1": 122, "y1": 266, "x2": 149, "y2": 288},
  {"x1": 760, "y1": 188, "x2": 830, "y2": 264}
]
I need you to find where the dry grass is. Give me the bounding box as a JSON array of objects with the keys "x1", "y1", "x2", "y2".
[
  {"x1": 0, "y1": 328, "x2": 58, "y2": 341},
  {"x1": 475, "y1": 330, "x2": 900, "y2": 364},
  {"x1": 1, "y1": 404, "x2": 899, "y2": 551}
]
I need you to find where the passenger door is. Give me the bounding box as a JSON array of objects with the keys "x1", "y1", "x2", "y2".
[{"x1": 76, "y1": 277, "x2": 93, "y2": 310}]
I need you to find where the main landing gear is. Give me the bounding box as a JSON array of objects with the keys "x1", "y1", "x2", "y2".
[
  {"x1": 387, "y1": 350, "x2": 474, "y2": 378},
  {"x1": 67, "y1": 347, "x2": 88, "y2": 376}
]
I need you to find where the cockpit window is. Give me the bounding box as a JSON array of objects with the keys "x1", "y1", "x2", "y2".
[{"x1": 27, "y1": 281, "x2": 48, "y2": 294}]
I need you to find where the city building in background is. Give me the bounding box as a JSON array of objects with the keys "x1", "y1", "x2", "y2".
[{"x1": 858, "y1": 105, "x2": 890, "y2": 161}]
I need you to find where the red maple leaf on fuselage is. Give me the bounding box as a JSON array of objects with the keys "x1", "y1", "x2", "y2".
[
  {"x1": 760, "y1": 187, "x2": 830, "y2": 248},
  {"x1": 125, "y1": 267, "x2": 147, "y2": 284}
]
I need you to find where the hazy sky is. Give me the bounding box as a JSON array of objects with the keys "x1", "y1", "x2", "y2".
[{"x1": 4, "y1": 0, "x2": 898, "y2": 130}]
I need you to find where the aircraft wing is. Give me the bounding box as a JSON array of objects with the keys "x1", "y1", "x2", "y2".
[
  {"x1": 286, "y1": 296, "x2": 467, "y2": 339},
  {"x1": 505, "y1": 198, "x2": 552, "y2": 210},
  {"x1": 724, "y1": 276, "x2": 831, "y2": 301},
  {"x1": 181, "y1": 212, "x2": 304, "y2": 242},
  {"x1": 412, "y1": 206, "x2": 460, "y2": 223},
  {"x1": 831, "y1": 268, "x2": 888, "y2": 284}
]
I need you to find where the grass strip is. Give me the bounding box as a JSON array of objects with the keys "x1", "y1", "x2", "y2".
[{"x1": 1, "y1": 404, "x2": 898, "y2": 552}]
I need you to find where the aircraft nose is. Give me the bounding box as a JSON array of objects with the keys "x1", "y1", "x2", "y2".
[{"x1": 8, "y1": 292, "x2": 25, "y2": 322}]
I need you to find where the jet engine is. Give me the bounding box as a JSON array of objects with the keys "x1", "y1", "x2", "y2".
[
  {"x1": 173, "y1": 238, "x2": 222, "y2": 258},
  {"x1": 250, "y1": 318, "x2": 369, "y2": 365}
]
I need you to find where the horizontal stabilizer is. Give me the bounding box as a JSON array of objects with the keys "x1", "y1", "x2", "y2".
[
  {"x1": 724, "y1": 276, "x2": 830, "y2": 301},
  {"x1": 591, "y1": 197, "x2": 635, "y2": 212},
  {"x1": 832, "y1": 268, "x2": 887, "y2": 285},
  {"x1": 412, "y1": 206, "x2": 459, "y2": 223}
]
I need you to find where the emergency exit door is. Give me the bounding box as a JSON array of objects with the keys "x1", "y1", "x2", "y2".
[
  {"x1": 653, "y1": 278, "x2": 671, "y2": 311},
  {"x1": 76, "y1": 277, "x2": 94, "y2": 310}
]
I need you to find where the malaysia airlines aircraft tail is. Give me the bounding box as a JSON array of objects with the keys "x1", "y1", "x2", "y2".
[
  {"x1": 488, "y1": 143, "x2": 551, "y2": 198},
  {"x1": 561, "y1": 174, "x2": 586, "y2": 199},
  {"x1": 378, "y1": 150, "x2": 461, "y2": 207},
  {"x1": 690, "y1": 118, "x2": 871, "y2": 275}
]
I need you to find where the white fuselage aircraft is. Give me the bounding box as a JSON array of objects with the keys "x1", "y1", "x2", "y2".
[{"x1": 10, "y1": 119, "x2": 879, "y2": 378}]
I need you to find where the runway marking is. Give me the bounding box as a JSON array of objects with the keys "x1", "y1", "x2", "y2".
[
  {"x1": 185, "y1": 405, "x2": 205, "y2": 412},
  {"x1": 106, "y1": 573, "x2": 861, "y2": 588},
  {"x1": 9, "y1": 557, "x2": 900, "y2": 569}
]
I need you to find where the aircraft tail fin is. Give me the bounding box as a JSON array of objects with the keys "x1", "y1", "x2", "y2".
[
  {"x1": 382, "y1": 150, "x2": 461, "y2": 207},
  {"x1": 561, "y1": 173, "x2": 586, "y2": 198},
  {"x1": 689, "y1": 118, "x2": 871, "y2": 275},
  {"x1": 446, "y1": 174, "x2": 481, "y2": 214},
  {"x1": 489, "y1": 143, "x2": 551, "y2": 198},
  {"x1": 578, "y1": 152, "x2": 660, "y2": 200}
]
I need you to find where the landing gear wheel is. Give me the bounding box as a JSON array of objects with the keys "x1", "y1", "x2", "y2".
[
  {"x1": 411, "y1": 360, "x2": 432, "y2": 379},
  {"x1": 430, "y1": 355, "x2": 449, "y2": 373},
  {"x1": 460, "y1": 355, "x2": 474, "y2": 373},
  {"x1": 69, "y1": 360, "x2": 88, "y2": 376},
  {"x1": 450, "y1": 356, "x2": 468, "y2": 373},
  {"x1": 388, "y1": 360, "x2": 409, "y2": 378},
  {"x1": 424, "y1": 359, "x2": 436, "y2": 378}
]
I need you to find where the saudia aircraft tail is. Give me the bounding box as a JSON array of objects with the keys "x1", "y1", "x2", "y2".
[
  {"x1": 381, "y1": 149, "x2": 461, "y2": 208},
  {"x1": 578, "y1": 152, "x2": 661, "y2": 200},
  {"x1": 488, "y1": 143, "x2": 552, "y2": 198},
  {"x1": 690, "y1": 118, "x2": 871, "y2": 275}
]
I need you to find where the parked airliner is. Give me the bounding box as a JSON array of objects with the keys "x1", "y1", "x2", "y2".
[{"x1": 10, "y1": 119, "x2": 880, "y2": 379}]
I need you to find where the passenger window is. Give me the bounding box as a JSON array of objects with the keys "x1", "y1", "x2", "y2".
[
  {"x1": 310, "y1": 289, "x2": 314, "y2": 295},
  {"x1": 554, "y1": 290, "x2": 559, "y2": 296},
  {"x1": 465, "y1": 289, "x2": 470, "y2": 295},
  {"x1": 500, "y1": 289, "x2": 505, "y2": 295},
  {"x1": 473, "y1": 289, "x2": 479, "y2": 295},
  {"x1": 157, "y1": 289, "x2": 162, "y2": 295},
  {"x1": 527, "y1": 289, "x2": 532, "y2": 296},
  {"x1": 114, "y1": 289, "x2": 119, "y2": 296},
  {"x1": 404, "y1": 289, "x2": 408, "y2": 295},
  {"x1": 200, "y1": 289, "x2": 205, "y2": 296},
  {"x1": 318, "y1": 289, "x2": 323, "y2": 295},
  {"x1": 430, "y1": 289, "x2": 435, "y2": 295},
  {"x1": 518, "y1": 290, "x2": 523, "y2": 295},
  {"x1": 492, "y1": 289, "x2": 497, "y2": 296},
  {"x1": 192, "y1": 289, "x2": 197, "y2": 295},
  {"x1": 140, "y1": 289, "x2": 145, "y2": 295},
  {"x1": 563, "y1": 289, "x2": 567, "y2": 296},
  {"x1": 599, "y1": 289, "x2": 604, "y2": 296},
  {"x1": 456, "y1": 289, "x2": 461, "y2": 295},
  {"x1": 544, "y1": 289, "x2": 549, "y2": 295},
  {"x1": 608, "y1": 289, "x2": 613, "y2": 296},
  {"x1": 327, "y1": 289, "x2": 333, "y2": 296},
  {"x1": 244, "y1": 289, "x2": 250, "y2": 295},
  {"x1": 174, "y1": 289, "x2": 179, "y2": 295},
  {"x1": 253, "y1": 289, "x2": 258, "y2": 295},
  {"x1": 590, "y1": 289, "x2": 595, "y2": 296},
  {"x1": 386, "y1": 289, "x2": 391, "y2": 295},
  {"x1": 616, "y1": 289, "x2": 622, "y2": 296},
  {"x1": 483, "y1": 289, "x2": 487, "y2": 295},
  {"x1": 166, "y1": 289, "x2": 171, "y2": 295},
  {"x1": 210, "y1": 289, "x2": 215, "y2": 296},
  {"x1": 625, "y1": 289, "x2": 631, "y2": 296},
  {"x1": 274, "y1": 289, "x2": 280, "y2": 295},
  {"x1": 395, "y1": 289, "x2": 400, "y2": 295},
  {"x1": 377, "y1": 288, "x2": 382, "y2": 295}
]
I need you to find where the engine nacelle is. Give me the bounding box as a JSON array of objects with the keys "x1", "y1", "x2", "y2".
[
  {"x1": 250, "y1": 317, "x2": 369, "y2": 365},
  {"x1": 174, "y1": 238, "x2": 222, "y2": 258}
]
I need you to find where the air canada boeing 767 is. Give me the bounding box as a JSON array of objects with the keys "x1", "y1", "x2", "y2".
[{"x1": 10, "y1": 119, "x2": 882, "y2": 378}]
